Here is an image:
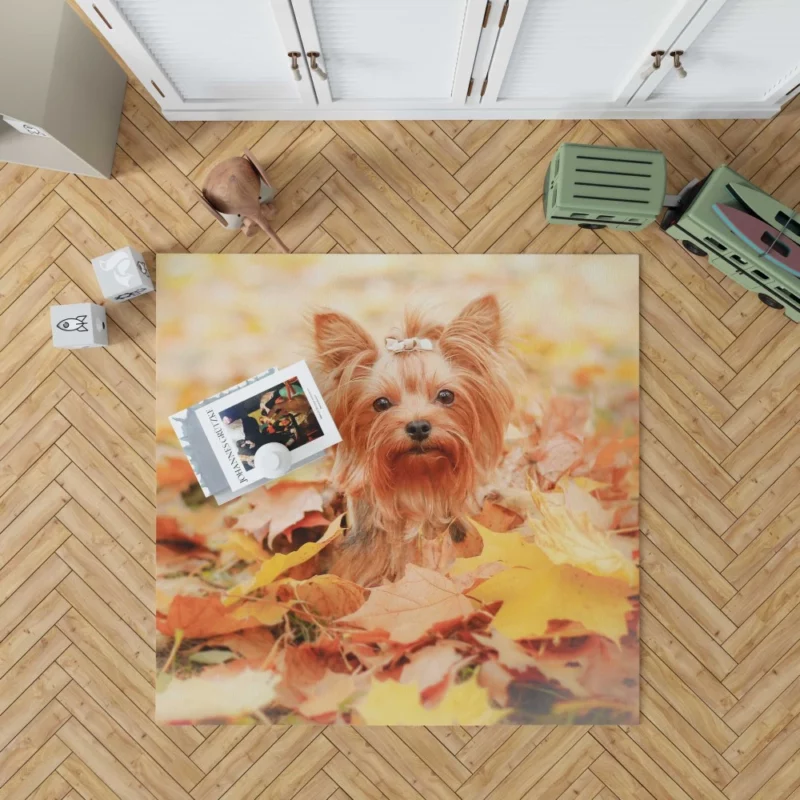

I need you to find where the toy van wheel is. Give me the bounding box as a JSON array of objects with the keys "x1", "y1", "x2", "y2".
[
  {"x1": 758, "y1": 293, "x2": 784, "y2": 310},
  {"x1": 682, "y1": 240, "x2": 707, "y2": 257},
  {"x1": 578, "y1": 223, "x2": 606, "y2": 230}
]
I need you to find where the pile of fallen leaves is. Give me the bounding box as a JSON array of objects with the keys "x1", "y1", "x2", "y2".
[{"x1": 155, "y1": 390, "x2": 639, "y2": 726}]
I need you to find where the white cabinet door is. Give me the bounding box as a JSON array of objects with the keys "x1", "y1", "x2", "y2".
[
  {"x1": 631, "y1": 0, "x2": 800, "y2": 109},
  {"x1": 479, "y1": 0, "x2": 707, "y2": 110},
  {"x1": 289, "y1": 0, "x2": 486, "y2": 108},
  {"x1": 75, "y1": 0, "x2": 316, "y2": 111}
]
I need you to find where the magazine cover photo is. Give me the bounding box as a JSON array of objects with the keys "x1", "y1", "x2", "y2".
[{"x1": 156, "y1": 254, "x2": 640, "y2": 727}]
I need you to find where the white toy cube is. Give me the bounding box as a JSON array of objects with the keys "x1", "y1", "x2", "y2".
[
  {"x1": 51, "y1": 303, "x2": 107, "y2": 349},
  {"x1": 91, "y1": 246, "x2": 154, "y2": 302}
]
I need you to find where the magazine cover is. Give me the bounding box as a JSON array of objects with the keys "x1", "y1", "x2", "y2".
[{"x1": 194, "y1": 361, "x2": 341, "y2": 493}]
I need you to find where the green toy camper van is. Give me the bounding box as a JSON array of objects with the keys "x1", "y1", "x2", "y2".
[{"x1": 660, "y1": 165, "x2": 800, "y2": 322}]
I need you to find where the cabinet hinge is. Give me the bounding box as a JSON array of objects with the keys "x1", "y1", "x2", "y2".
[
  {"x1": 499, "y1": 0, "x2": 509, "y2": 27},
  {"x1": 482, "y1": 0, "x2": 492, "y2": 27},
  {"x1": 467, "y1": 77, "x2": 474, "y2": 97},
  {"x1": 480, "y1": 77, "x2": 488, "y2": 97}
]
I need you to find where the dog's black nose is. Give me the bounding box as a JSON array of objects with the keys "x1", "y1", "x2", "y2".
[{"x1": 405, "y1": 419, "x2": 431, "y2": 441}]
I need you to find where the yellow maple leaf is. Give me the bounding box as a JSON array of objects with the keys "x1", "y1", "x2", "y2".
[
  {"x1": 451, "y1": 522, "x2": 634, "y2": 642},
  {"x1": 449, "y1": 521, "x2": 543, "y2": 577},
  {"x1": 229, "y1": 515, "x2": 344, "y2": 597},
  {"x1": 354, "y1": 674, "x2": 508, "y2": 725},
  {"x1": 528, "y1": 483, "x2": 638, "y2": 587},
  {"x1": 469, "y1": 565, "x2": 633, "y2": 642}
]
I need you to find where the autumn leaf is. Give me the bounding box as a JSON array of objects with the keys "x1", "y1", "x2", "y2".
[
  {"x1": 295, "y1": 670, "x2": 365, "y2": 722},
  {"x1": 219, "y1": 531, "x2": 271, "y2": 563},
  {"x1": 355, "y1": 674, "x2": 508, "y2": 725},
  {"x1": 156, "y1": 543, "x2": 215, "y2": 578},
  {"x1": 156, "y1": 516, "x2": 206, "y2": 546},
  {"x1": 157, "y1": 594, "x2": 263, "y2": 639},
  {"x1": 282, "y1": 574, "x2": 365, "y2": 619},
  {"x1": 275, "y1": 511, "x2": 330, "y2": 547},
  {"x1": 157, "y1": 457, "x2": 197, "y2": 493},
  {"x1": 229, "y1": 515, "x2": 345, "y2": 597},
  {"x1": 339, "y1": 564, "x2": 475, "y2": 645},
  {"x1": 449, "y1": 521, "x2": 543, "y2": 577},
  {"x1": 541, "y1": 395, "x2": 591, "y2": 439},
  {"x1": 528, "y1": 482, "x2": 638, "y2": 586},
  {"x1": 474, "y1": 501, "x2": 525, "y2": 532},
  {"x1": 531, "y1": 431, "x2": 583, "y2": 489},
  {"x1": 203, "y1": 628, "x2": 277, "y2": 660},
  {"x1": 470, "y1": 565, "x2": 633, "y2": 642},
  {"x1": 450, "y1": 521, "x2": 634, "y2": 641},
  {"x1": 232, "y1": 596, "x2": 287, "y2": 626},
  {"x1": 156, "y1": 576, "x2": 217, "y2": 614},
  {"x1": 234, "y1": 482, "x2": 325, "y2": 546},
  {"x1": 400, "y1": 641, "x2": 466, "y2": 693},
  {"x1": 155, "y1": 669, "x2": 280, "y2": 724}
]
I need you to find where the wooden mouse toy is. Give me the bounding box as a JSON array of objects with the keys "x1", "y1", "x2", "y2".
[{"x1": 198, "y1": 149, "x2": 289, "y2": 253}]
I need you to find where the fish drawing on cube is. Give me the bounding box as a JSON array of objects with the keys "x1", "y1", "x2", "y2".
[
  {"x1": 51, "y1": 303, "x2": 107, "y2": 349},
  {"x1": 92, "y1": 246, "x2": 154, "y2": 302}
]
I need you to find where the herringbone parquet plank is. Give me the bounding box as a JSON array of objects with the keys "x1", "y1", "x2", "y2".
[{"x1": 1, "y1": 42, "x2": 800, "y2": 800}]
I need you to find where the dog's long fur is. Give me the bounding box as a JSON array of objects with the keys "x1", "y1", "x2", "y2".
[{"x1": 312, "y1": 295, "x2": 514, "y2": 585}]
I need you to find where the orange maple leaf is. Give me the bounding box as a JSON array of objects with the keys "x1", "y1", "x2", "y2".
[
  {"x1": 157, "y1": 457, "x2": 197, "y2": 493},
  {"x1": 157, "y1": 595, "x2": 263, "y2": 639}
]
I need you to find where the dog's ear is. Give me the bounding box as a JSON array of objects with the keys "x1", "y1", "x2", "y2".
[
  {"x1": 312, "y1": 310, "x2": 378, "y2": 373},
  {"x1": 441, "y1": 294, "x2": 504, "y2": 352}
]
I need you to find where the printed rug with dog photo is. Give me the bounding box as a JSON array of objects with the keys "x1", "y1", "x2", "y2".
[{"x1": 155, "y1": 254, "x2": 640, "y2": 726}]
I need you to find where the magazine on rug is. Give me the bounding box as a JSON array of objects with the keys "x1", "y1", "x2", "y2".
[{"x1": 171, "y1": 360, "x2": 341, "y2": 500}]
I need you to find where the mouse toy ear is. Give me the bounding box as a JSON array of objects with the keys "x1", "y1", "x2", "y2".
[
  {"x1": 196, "y1": 190, "x2": 229, "y2": 227},
  {"x1": 243, "y1": 149, "x2": 272, "y2": 190}
]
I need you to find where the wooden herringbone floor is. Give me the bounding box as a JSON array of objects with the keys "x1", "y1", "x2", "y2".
[{"x1": 2, "y1": 71, "x2": 800, "y2": 799}]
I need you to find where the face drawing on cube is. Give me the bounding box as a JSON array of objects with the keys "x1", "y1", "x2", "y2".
[{"x1": 219, "y1": 377, "x2": 323, "y2": 471}]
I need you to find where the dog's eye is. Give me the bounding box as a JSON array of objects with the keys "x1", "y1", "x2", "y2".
[
  {"x1": 372, "y1": 397, "x2": 392, "y2": 412},
  {"x1": 436, "y1": 389, "x2": 455, "y2": 405}
]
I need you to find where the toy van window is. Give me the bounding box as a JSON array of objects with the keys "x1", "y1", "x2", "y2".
[
  {"x1": 731, "y1": 254, "x2": 746, "y2": 264},
  {"x1": 704, "y1": 236, "x2": 727, "y2": 251},
  {"x1": 761, "y1": 232, "x2": 790, "y2": 258},
  {"x1": 776, "y1": 212, "x2": 800, "y2": 238},
  {"x1": 752, "y1": 269, "x2": 769, "y2": 280},
  {"x1": 778, "y1": 287, "x2": 800, "y2": 305},
  {"x1": 598, "y1": 215, "x2": 613, "y2": 220}
]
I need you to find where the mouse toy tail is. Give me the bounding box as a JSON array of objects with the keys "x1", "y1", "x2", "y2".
[{"x1": 254, "y1": 212, "x2": 290, "y2": 253}]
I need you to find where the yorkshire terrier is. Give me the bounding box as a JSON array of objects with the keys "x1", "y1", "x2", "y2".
[{"x1": 312, "y1": 294, "x2": 514, "y2": 585}]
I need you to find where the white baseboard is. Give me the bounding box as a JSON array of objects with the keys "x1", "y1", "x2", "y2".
[{"x1": 162, "y1": 104, "x2": 780, "y2": 122}]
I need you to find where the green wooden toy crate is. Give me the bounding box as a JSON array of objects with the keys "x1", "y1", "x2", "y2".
[
  {"x1": 544, "y1": 143, "x2": 667, "y2": 231},
  {"x1": 660, "y1": 165, "x2": 800, "y2": 322}
]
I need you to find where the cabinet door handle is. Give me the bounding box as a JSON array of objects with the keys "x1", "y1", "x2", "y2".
[
  {"x1": 670, "y1": 50, "x2": 687, "y2": 79},
  {"x1": 288, "y1": 52, "x2": 302, "y2": 81},
  {"x1": 640, "y1": 50, "x2": 665, "y2": 80},
  {"x1": 307, "y1": 52, "x2": 328, "y2": 81}
]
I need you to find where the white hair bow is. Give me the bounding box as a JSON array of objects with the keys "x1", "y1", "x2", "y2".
[{"x1": 385, "y1": 337, "x2": 434, "y2": 353}]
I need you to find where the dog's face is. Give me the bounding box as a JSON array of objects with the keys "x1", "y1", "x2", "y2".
[{"x1": 312, "y1": 295, "x2": 514, "y2": 524}]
